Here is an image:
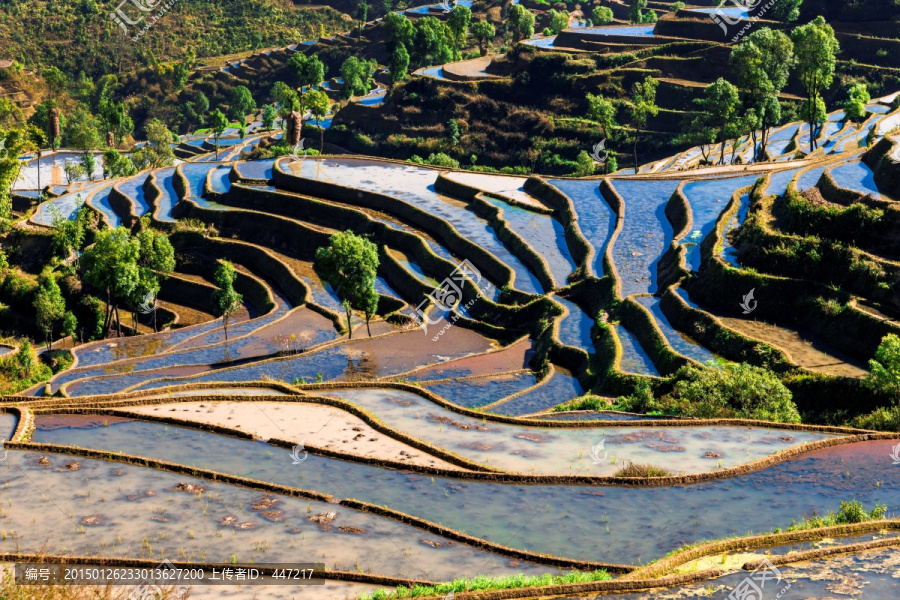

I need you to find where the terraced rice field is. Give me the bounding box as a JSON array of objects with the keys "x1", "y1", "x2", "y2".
[{"x1": 7, "y1": 100, "x2": 900, "y2": 600}]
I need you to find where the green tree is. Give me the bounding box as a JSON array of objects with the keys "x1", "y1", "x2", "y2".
[
  {"x1": 33, "y1": 268, "x2": 66, "y2": 351},
  {"x1": 356, "y1": 1, "x2": 368, "y2": 34},
  {"x1": 730, "y1": 27, "x2": 794, "y2": 161},
  {"x1": 592, "y1": 6, "x2": 614, "y2": 24},
  {"x1": 389, "y1": 42, "x2": 411, "y2": 82},
  {"x1": 471, "y1": 20, "x2": 495, "y2": 56},
  {"x1": 628, "y1": 76, "x2": 659, "y2": 173},
  {"x1": 547, "y1": 9, "x2": 570, "y2": 35},
  {"x1": 383, "y1": 12, "x2": 414, "y2": 50},
  {"x1": 507, "y1": 5, "x2": 535, "y2": 48},
  {"x1": 194, "y1": 91, "x2": 210, "y2": 128},
  {"x1": 412, "y1": 16, "x2": 454, "y2": 66},
  {"x1": 339, "y1": 57, "x2": 377, "y2": 99},
  {"x1": 791, "y1": 16, "x2": 839, "y2": 151},
  {"x1": 304, "y1": 89, "x2": 331, "y2": 153},
  {"x1": 131, "y1": 119, "x2": 175, "y2": 169},
  {"x1": 102, "y1": 148, "x2": 137, "y2": 179},
  {"x1": 271, "y1": 82, "x2": 300, "y2": 129},
  {"x1": 42, "y1": 67, "x2": 68, "y2": 103},
  {"x1": 315, "y1": 231, "x2": 380, "y2": 338},
  {"x1": 262, "y1": 104, "x2": 277, "y2": 130},
  {"x1": 210, "y1": 109, "x2": 229, "y2": 159},
  {"x1": 135, "y1": 227, "x2": 175, "y2": 332},
  {"x1": 844, "y1": 82, "x2": 871, "y2": 124},
  {"x1": 447, "y1": 5, "x2": 473, "y2": 61},
  {"x1": 629, "y1": 0, "x2": 647, "y2": 23},
  {"x1": 771, "y1": 0, "x2": 802, "y2": 21},
  {"x1": 574, "y1": 150, "x2": 595, "y2": 177},
  {"x1": 866, "y1": 334, "x2": 900, "y2": 403},
  {"x1": 446, "y1": 119, "x2": 461, "y2": 147},
  {"x1": 586, "y1": 93, "x2": 617, "y2": 139},
  {"x1": 82, "y1": 226, "x2": 140, "y2": 338},
  {"x1": 695, "y1": 78, "x2": 741, "y2": 165},
  {"x1": 641, "y1": 9, "x2": 658, "y2": 23},
  {"x1": 229, "y1": 86, "x2": 257, "y2": 123},
  {"x1": 212, "y1": 260, "x2": 243, "y2": 341},
  {"x1": 799, "y1": 96, "x2": 827, "y2": 151},
  {"x1": 288, "y1": 53, "x2": 326, "y2": 89},
  {"x1": 50, "y1": 202, "x2": 91, "y2": 261},
  {"x1": 62, "y1": 311, "x2": 78, "y2": 340}
]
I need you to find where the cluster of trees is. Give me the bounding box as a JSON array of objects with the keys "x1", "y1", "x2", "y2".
[
  {"x1": 583, "y1": 74, "x2": 658, "y2": 174},
  {"x1": 383, "y1": 7, "x2": 480, "y2": 82},
  {"x1": 683, "y1": 17, "x2": 841, "y2": 165},
  {"x1": 81, "y1": 224, "x2": 175, "y2": 338}
]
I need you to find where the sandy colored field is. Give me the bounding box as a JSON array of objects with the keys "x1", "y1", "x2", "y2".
[
  {"x1": 130, "y1": 401, "x2": 464, "y2": 470},
  {"x1": 715, "y1": 316, "x2": 868, "y2": 379}
]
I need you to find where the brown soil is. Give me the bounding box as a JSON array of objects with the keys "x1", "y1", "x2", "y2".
[{"x1": 713, "y1": 314, "x2": 868, "y2": 378}]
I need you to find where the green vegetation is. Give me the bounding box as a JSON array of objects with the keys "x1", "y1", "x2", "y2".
[
  {"x1": 315, "y1": 231, "x2": 380, "y2": 337},
  {"x1": 356, "y1": 570, "x2": 612, "y2": 599},
  {"x1": 785, "y1": 501, "x2": 887, "y2": 532},
  {"x1": 211, "y1": 260, "x2": 243, "y2": 341},
  {"x1": 613, "y1": 364, "x2": 801, "y2": 423},
  {"x1": 614, "y1": 462, "x2": 673, "y2": 477},
  {"x1": 0, "y1": 0, "x2": 348, "y2": 80},
  {"x1": 0, "y1": 339, "x2": 51, "y2": 396},
  {"x1": 866, "y1": 334, "x2": 900, "y2": 400},
  {"x1": 792, "y1": 16, "x2": 839, "y2": 151}
]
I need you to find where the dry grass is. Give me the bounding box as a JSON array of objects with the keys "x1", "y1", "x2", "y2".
[{"x1": 0, "y1": 568, "x2": 190, "y2": 600}]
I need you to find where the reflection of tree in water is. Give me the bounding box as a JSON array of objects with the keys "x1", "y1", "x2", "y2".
[
  {"x1": 111, "y1": 336, "x2": 174, "y2": 362},
  {"x1": 344, "y1": 352, "x2": 375, "y2": 381}
]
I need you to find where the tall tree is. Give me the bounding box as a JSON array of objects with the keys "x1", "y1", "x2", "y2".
[
  {"x1": 389, "y1": 43, "x2": 411, "y2": 83},
  {"x1": 229, "y1": 86, "x2": 257, "y2": 123},
  {"x1": 791, "y1": 16, "x2": 839, "y2": 151},
  {"x1": 315, "y1": 231, "x2": 380, "y2": 338},
  {"x1": 82, "y1": 226, "x2": 140, "y2": 338},
  {"x1": 447, "y1": 5, "x2": 472, "y2": 61},
  {"x1": 210, "y1": 109, "x2": 229, "y2": 159},
  {"x1": 730, "y1": 27, "x2": 794, "y2": 161},
  {"x1": 507, "y1": 5, "x2": 535, "y2": 50},
  {"x1": 212, "y1": 260, "x2": 243, "y2": 341},
  {"x1": 629, "y1": 0, "x2": 647, "y2": 23},
  {"x1": 288, "y1": 53, "x2": 326, "y2": 90},
  {"x1": 586, "y1": 93, "x2": 618, "y2": 174},
  {"x1": 262, "y1": 104, "x2": 277, "y2": 130},
  {"x1": 383, "y1": 12, "x2": 414, "y2": 50},
  {"x1": 304, "y1": 89, "x2": 330, "y2": 152},
  {"x1": 411, "y1": 16, "x2": 454, "y2": 66},
  {"x1": 271, "y1": 82, "x2": 300, "y2": 129},
  {"x1": 135, "y1": 227, "x2": 175, "y2": 332},
  {"x1": 471, "y1": 20, "x2": 496, "y2": 56},
  {"x1": 33, "y1": 268, "x2": 66, "y2": 351},
  {"x1": 695, "y1": 78, "x2": 741, "y2": 165},
  {"x1": 131, "y1": 119, "x2": 175, "y2": 169},
  {"x1": 628, "y1": 76, "x2": 659, "y2": 173},
  {"x1": 356, "y1": 1, "x2": 368, "y2": 35}
]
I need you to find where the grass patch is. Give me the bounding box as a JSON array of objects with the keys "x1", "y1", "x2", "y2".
[
  {"x1": 356, "y1": 570, "x2": 612, "y2": 599},
  {"x1": 613, "y1": 462, "x2": 673, "y2": 478},
  {"x1": 782, "y1": 500, "x2": 887, "y2": 532}
]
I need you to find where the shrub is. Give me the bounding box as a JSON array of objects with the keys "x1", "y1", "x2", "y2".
[
  {"x1": 424, "y1": 152, "x2": 460, "y2": 168},
  {"x1": 668, "y1": 363, "x2": 800, "y2": 422},
  {"x1": 787, "y1": 500, "x2": 887, "y2": 531},
  {"x1": 866, "y1": 334, "x2": 900, "y2": 400},
  {"x1": 614, "y1": 462, "x2": 672, "y2": 477}
]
